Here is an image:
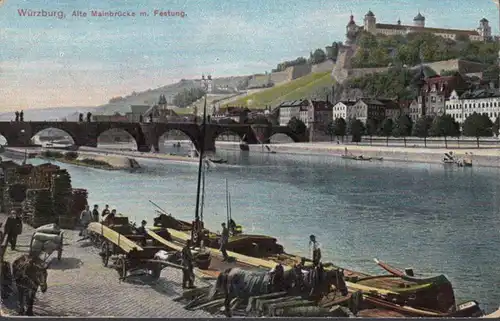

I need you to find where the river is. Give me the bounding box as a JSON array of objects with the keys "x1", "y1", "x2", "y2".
[{"x1": 13, "y1": 143, "x2": 500, "y2": 313}]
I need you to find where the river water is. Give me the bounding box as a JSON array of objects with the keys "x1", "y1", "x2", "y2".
[{"x1": 14, "y1": 143, "x2": 500, "y2": 313}]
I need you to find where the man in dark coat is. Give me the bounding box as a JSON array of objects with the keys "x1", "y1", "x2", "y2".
[
  {"x1": 101, "y1": 204, "x2": 110, "y2": 217},
  {"x1": 4, "y1": 210, "x2": 22, "y2": 250},
  {"x1": 181, "y1": 239, "x2": 195, "y2": 289},
  {"x1": 92, "y1": 204, "x2": 99, "y2": 222},
  {"x1": 220, "y1": 222, "x2": 229, "y2": 261}
]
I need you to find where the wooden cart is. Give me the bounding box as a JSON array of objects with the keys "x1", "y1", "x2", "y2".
[{"x1": 87, "y1": 219, "x2": 182, "y2": 280}]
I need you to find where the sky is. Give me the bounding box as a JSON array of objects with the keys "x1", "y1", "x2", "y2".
[{"x1": 0, "y1": 0, "x2": 498, "y2": 111}]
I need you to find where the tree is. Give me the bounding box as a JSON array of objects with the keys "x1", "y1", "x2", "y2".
[
  {"x1": 326, "y1": 121, "x2": 335, "y2": 141},
  {"x1": 287, "y1": 117, "x2": 307, "y2": 135},
  {"x1": 493, "y1": 116, "x2": 500, "y2": 137},
  {"x1": 429, "y1": 114, "x2": 460, "y2": 148},
  {"x1": 333, "y1": 117, "x2": 347, "y2": 142},
  {"x1": 365, "y1": 119, "x2": 378, "y2": 146},
  {"x1": 412, "y1": 116, "x2": 433, "y2": 147},
  {"x1": 392, "y1": 115, "x2": 413, "y2": 147},
  {"x1": 348, "y1": 118, "x2": 365, "y2": 143},
  {"x1": 379, "y1": 118, "x2": 393, "y2": 146},
  {"x1": 309, "y1": 49, "x2": 327, "y2": 64},
  {"x1": 462, "y1": 112, "x2": 493, "y2": 147}
]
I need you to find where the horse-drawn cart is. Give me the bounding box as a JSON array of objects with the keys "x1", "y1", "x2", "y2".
[
  {"x1": 29, "y1": 223, "x2": 63, "y2": 261},
  {"x1": 87, "y1": 219, "x2": 183, "y2": 280}
]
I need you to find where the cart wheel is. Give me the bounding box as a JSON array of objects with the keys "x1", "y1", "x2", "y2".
[
  {"x1": 100, "y1": 242, "x2": 110, "y2": 267},
  {"x1": 150, "y1": 263, "x2": 162, "y2": 280},
  {"x1": 116, "y1": 257, "x2": 127, "y2": 279},
  {"x1": 57, "y1": 235, "x2": 63, "y2": 261}
]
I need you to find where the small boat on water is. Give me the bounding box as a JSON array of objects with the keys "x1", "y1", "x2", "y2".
[
  {"x1": 442, "y1": 152, "x2": 473, "y2": 167},
  {"x1": 341, "y1": 154, "x2": 372, "y2": 161}
]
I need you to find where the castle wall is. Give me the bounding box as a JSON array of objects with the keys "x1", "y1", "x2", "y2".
[
  {"x1": 288, "y1": 64, "x2": 312, "y2": 80},
  {"x1": 311, "y1": 60, "x2": 336, "y2": 73},
  {"x1": 269, "y1": 71, "x2": 290, "y2": 84}
]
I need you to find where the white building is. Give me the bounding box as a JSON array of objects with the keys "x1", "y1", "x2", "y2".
[
  {"x1": 332, "y1": 101, "x2": 356, "y2": 120},
  {"x1": 278, "y1": 99, "x2": 333, "y2": 128},
  {"x1": 445, "y1": 89, "x2": 500, "y2": 123}
]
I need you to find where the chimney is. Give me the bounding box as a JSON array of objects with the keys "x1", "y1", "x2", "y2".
[{"x1": 326, "y1": 94, "x2": 329, "y2": 103}]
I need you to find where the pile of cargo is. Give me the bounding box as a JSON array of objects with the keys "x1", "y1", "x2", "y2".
[{"x1": 0, "y1": 161, "x2": 88, "y2": 229}]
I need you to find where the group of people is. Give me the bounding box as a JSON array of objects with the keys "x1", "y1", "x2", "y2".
[
  {"x1": 14, "y1": 111, "x2": 24, "y2": 122},
  {"x1": 3, "y1": 210, "x2": 23, "y2": 251},
  {"x1": 78, "y1": 112, "x2": 93, "y2": 123},
  {"x1": 78, "y1": 204, "x2": 118, "y2": 236}
]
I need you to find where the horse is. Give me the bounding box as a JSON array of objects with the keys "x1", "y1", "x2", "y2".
[
  {"x1": 207, "y1": 263, "x2": 347, "y2": 317},
  {"x1": 11, "y1": 254, "x2": 50, "y2": 316}
]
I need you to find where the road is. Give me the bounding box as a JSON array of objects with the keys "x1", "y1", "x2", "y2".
[{"x1": 0, "y1": 214, "x2": 216, "y2": 317}]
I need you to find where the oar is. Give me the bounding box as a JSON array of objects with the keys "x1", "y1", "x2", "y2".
[{"x1": 149, "y1": 200, "x2": 168, "y2": 215}]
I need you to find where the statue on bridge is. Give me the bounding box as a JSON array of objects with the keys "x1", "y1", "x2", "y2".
[
  {"x1": 19, "y1": 110, "x2": 24, "y2": 122},
  {"x1": 79, "y1": 113, "x2": 83, "y2": 122},
  {"x1": 14, "y1": 111, "x2": 19, "y2": 122},
  {"x1": 86, "y1": 112, "x2": 92, "y2": 122},
  {"x1": 149, "y1": 113, "x2": 153, "y2": 123},
  {"x1": 139, "y1": 114, "x2": 144, "y2": 123}
]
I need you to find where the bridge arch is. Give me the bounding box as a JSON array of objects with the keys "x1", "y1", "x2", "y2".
[
  {"x1": 157, "y1": 127, "x2": 199, "y2": 150},
  {"x1": 30, "y1": 127, "x2": 77, "y2": 146},
  {"x1": 97, "y1": 128, "x2": 138, "y2": 150},
  {"x1": 269, "y1": 131, "x2": 301, "y2": 143},
  {"x1": 95, "y1": 124, "x2": 147, "y2": 151}
]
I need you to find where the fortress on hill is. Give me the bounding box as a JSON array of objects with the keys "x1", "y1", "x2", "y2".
[{"x1": 344, "y1": 10, "x2": 492, "y2": 44}]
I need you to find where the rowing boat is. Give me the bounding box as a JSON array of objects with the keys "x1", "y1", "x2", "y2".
[{"x1": 341, "y1": 155, "x2": 372, "y2": 161}]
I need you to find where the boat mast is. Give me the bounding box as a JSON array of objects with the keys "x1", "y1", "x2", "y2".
[
  {"x1": 194, "y1": 74, "x2": 210, "y2": 228},
  {"x1": 225, "y1": 178, "x2": 230, "y2": 225},
  {"x1": 200, "y1": 161, "x2": 206, "y2": 222}
]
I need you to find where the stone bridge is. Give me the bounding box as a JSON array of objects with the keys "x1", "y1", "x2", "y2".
[{"x1": 0, "y1": 122, "x2": 306, "y2": 152}]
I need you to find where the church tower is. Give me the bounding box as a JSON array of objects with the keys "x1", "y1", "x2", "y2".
[
  {"x1": 363, "y1": 10, "x2": 376, "y2": 34},
  {"x1": 345, "y1": 14, "x2": 358, "y2": 45},
  {"x1": 477, "y1": 18, "x2": 491, "y2": 41}
]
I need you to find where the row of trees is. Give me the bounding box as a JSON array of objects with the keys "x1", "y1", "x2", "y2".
[
  {"x1": 173, "y1": 87, "x2": 206, "y2": 108},
  {"x1": 271, "y1": 41, "x2": 343, "y2": 72},
  {"x1": 326, "y1": 112, "x2": 500, "y2": 148},
  {"x1": 351, "y1": 31, "x2": 500, "y2": 68}
]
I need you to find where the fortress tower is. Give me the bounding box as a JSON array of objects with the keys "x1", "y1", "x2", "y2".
[
  {"x1": 413, "y1": 12, "x2": 425, "y2": 27},
  {"x1": 363, "y1": 10, "x2": 376, "y2": 33}
]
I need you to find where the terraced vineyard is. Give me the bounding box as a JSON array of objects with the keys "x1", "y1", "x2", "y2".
[{"x1": 225, "y1": 72, "x2": 335, "y2": 108}]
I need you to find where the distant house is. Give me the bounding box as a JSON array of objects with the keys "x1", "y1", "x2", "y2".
[{"x1": 125, "y1": 105, "x2": 150, "y2": 122}]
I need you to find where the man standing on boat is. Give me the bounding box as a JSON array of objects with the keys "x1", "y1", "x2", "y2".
[
  {"x1": 220, "y1": 222, "x2": 230, "y2": 261},
  {"x1": 101, "y1": 204, "x2": 110, "y2": 217},
  {"x1": 181, "y1": 239, "x2": 195, "y2": 289},
  {"x1": 309, "y1": 235, "x2": 322, "y2": 267},
  {"x1": 92, "y1": 204, "x2": 99, "y2": 222}
]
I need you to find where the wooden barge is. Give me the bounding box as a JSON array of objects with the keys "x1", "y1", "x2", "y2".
[{"x1": 148, "y1": 213, "x2": 484, "y2": 318}]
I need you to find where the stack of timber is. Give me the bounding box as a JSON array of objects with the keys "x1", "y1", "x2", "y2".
[
  {"x1": 175, "y1": 287, "x2": 355, "y2": 317},
  {"x1": 22, "y1": 189, "x2": 55, "y2": 227},
  {"x1": 0, "y1": 160, "x2": 87, "y2": 229}
]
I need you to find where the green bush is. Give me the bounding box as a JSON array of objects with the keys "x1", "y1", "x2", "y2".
[
  {"x1": 41, "y1": 150, "x2": 64, "y2": 158},
  {"x1": 80, "y1": 158, "x2": 111, "y2": 167},
  {"x1": 64, "y1": 151, "x2": 79, "y2": 160}
]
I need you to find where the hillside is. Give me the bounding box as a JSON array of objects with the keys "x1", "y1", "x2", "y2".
[
  {"x1": 225, "y1": 72, "x2": 334, "y2": 108},
  {"x1": 351, "y1": 31, "x2": 499, "y2": 69},
  {"x1": 94, "y1": 76, "x2": 250, "y2": 115}
]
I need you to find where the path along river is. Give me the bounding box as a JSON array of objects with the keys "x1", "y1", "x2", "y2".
[{"x1": 15, "y1": 144, "x2": 500, "y2": 313}]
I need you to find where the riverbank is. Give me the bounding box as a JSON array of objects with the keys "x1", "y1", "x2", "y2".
[
  {"x1": 3, "y1": 147, "x2": 141, "y2": 171},
  {"x1": 217, "y1": 142, "x2": 500, "y2": 168}
]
